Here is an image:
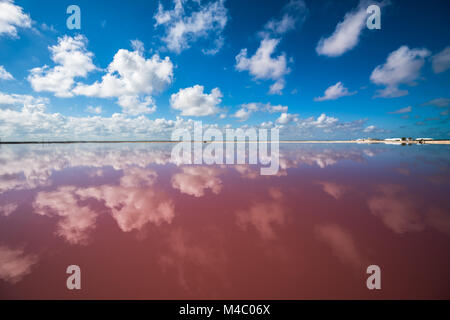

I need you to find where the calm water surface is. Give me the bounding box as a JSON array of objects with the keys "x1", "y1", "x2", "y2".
[{"x1": 0, "y1": 143, "x2": 449, "y2": 299}]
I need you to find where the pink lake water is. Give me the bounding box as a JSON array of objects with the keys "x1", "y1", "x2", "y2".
[{"x1": 0, "y1": 143, "x2": 449, "y2": 299}]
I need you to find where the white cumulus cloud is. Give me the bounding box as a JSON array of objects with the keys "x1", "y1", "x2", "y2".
[
  {"x1": 316, "y1": 1, "x2": 388, "y2": 57},
  {"x1": 170, "y1": 85, "x2": 222, "y2": 116},
  {"x1": 0, "y1": 0, "x2": 31, "y2": 38},
  {"x1": 265, "y1": 103, "x2": 288, "y2": 113},
  {"x1": 154, "y1": 0, "x2": 228, "y2": 54},
  {"x1": 234, "y1": 107, "x2": 253, "y2": 121},
  {"x1": 28, "y1": 37, "x2": 173, "y2": 115},
  {"x1": 316, "y1": 1, "x2": 369, "y2": 57},
  {"x1": 28, "y1": 35, "x2": 97, "y2": 97},
  {"x1": 276, "y1": 112, "x2": 298, "y2": 125},
  {"x1": 292, "y1": 114, "x2": 370, "y2": 137},
  {"x1": 314, "y1": 82, "x2": 356, "y2": 101},
  {"x1": 269, "y1": 79, "x2": 286, "y2": 95},
  {"x1": 73, "y1": 40, "x2": 173, "y2": 114},
  {"x1": 73, "y1": 43, "x2": 173, "y2": 98},
  {"x1": 235, "y1": 1, "x2": 306, "y2": 94},
  {"x1": 370, "y1": 45, "x2": 431, "y2": 98},
  {"x1": 234, "y1": 102, "x2": 288, "y2": 121},
  {"x1": 0, "y1": 91, "x2": 48, "y2": 113},
  {"x1": 0, "y1": 65, "x2": 13, "y2": 80},
  {"x1": 235, "y1": 38, "x2": 290, "y2": 95},
  {"x1": 117, "y1": 95, "x2": 156, "y2": 116},
  {"x1": 0, "y1": 91, "x2": 195, "y2": 140}
]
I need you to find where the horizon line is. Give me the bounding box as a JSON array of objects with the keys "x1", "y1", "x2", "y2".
[{"x1": 1, "y1": 139, "x2": 449, "y2": 145}]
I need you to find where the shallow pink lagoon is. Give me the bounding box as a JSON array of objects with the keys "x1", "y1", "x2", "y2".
[{"x1": 0, "y1": 143, "x2": 449, "y2": 299}]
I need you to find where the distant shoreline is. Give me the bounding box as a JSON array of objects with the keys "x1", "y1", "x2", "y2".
[{"x1": 1, "y1": 140, "x2": 449, "y2": 145}]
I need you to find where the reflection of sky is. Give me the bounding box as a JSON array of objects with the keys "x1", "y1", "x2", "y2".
[{"x1": 0, "y1": 143, "x2": 449, "y2": 299}]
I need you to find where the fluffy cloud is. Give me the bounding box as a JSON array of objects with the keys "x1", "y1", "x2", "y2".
[
  {"x1": 276, "y1": 112, "x2": 298, "y2": 125},
  {"x1": 233, "y1": 109, "x2": 259, "y2": 122},
  {"x1": 73, "y1": 42, "x2": 173, "y2": 114},
  {"x1": 0, "y1": 65, "x2": 13, "y2": 80},
  {"x1": 235, "y1": 1, "x2": 305, "y2": 94},
  {"x1": 431, "y1": 46, "x2": 450, "y2": 74},
  {"x1": 73, "y1": 44, "x2": 172, "y2": 98},
  {"x1": 0, "y1": 245, "x2": 38, "y2": 283},
  {"x1": 0, "y1": 0, "x2": 31, "y2": 38},
  {"x1": 234, "y1": 102, "x2": 287, "y2": 121},
  {"x1": 314, "y1": 82, "x2": 356, "y2": 101},
  {"x1": 269, "y1": 79, "x2": 285, "y2": 95},
  {"x1": 29, "y1": 36, "x2": 173, "y2": 115},
  {"x1": 1, "y1": 90, "x2": 281, "y2": 140},
  {"x1": 0, "y1": 92, "x2": 193, "y2": 140},
  {"x1": 28, "y1": 35, "x2": 97, "y2": 97},
  {"x1": 0, "y1": 90, "x2": 375, "y2": 140},
  {"x1": 265, "y1": 103, "x2": 288, "y2": 113},
  {"x1": 316, "y1": 1, "x2": 369, "y2": 57},
  {"x1": 234, "y1": 107, "x2": 253, "y2": 121},
  {"x1": 292, "y1": 113, "x2": 372, "y2": 137},
  {"x1": 370, "y1": 46, "x2": 431, "y2": 98},
  {"x1": 246, "y1": 112, "x2": 371, "y2": 139},
  {"x1": 307, "y1": 113, "x2": 337, "y2": 128},
  {"x1": 170, "y1": 85, "x2": 222, "y2": 116},
  {"x1": 0, "y1": 92, "x2": 48, "y2": 113},
  {"x1": 117, "y1": 95, "x2": 156, "y2": 116},
  {"x1": 154, "y1": 0, "x2": 228, "y2": 54},
  {"x1": 0, "y1": 111, "x2": 183, "y2": 141},
  {"x1": 235, "y1": 38, "x2": 290, "y2": 94}
]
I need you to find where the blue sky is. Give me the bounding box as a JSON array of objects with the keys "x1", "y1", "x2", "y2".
[{"x1": 0, "y1": 0, "x2": 449, "y2": 140}]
